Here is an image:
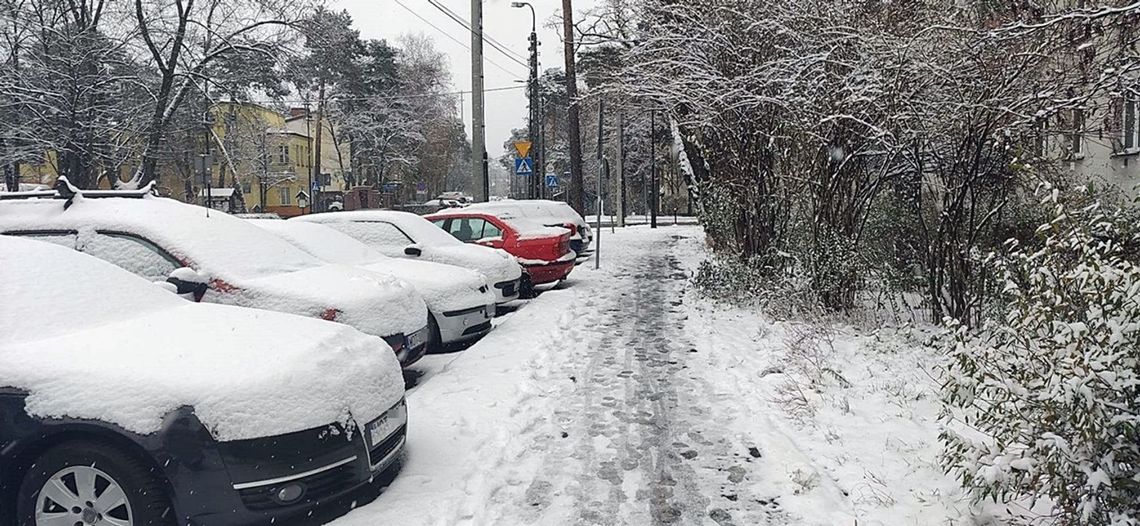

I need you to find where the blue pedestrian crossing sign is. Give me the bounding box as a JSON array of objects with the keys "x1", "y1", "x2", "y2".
[
  {"x1": 514, "y1": 158, "x2": 534, "y2": 177},
  {"x1": 545, "y1": 174, "x2": 558, "y2": 188}
]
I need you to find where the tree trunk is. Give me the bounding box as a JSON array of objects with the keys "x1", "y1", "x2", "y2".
[{"x1": 561, "y1": 0, "x2": 585, "y2": 215}]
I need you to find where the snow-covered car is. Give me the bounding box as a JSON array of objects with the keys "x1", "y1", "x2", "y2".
[
  {"x1": 0, "y1": 186, "x2": 431, "y2": 367},
  {"x1": 249, "y1": 219, "x2": 497, "y2": 349},
  {"x1": 464, "y1": 199, "x2": 593, "y2": 256},
  {"x1": 292, "y1": 210, "x2": 524, "y2": 304},
  {"x1": 0, "y1": 235, "x2": 408, "y2": 526},
  {"x1": 425, "y1": 210, "x2": 576, "y2": 291}
]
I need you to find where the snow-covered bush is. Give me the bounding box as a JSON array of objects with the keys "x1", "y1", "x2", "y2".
[{"x1": 940, "y1": 189, "x2": 1140, "y2": 524}]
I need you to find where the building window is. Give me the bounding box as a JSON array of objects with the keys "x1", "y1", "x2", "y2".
[
  {"x1": 1070, "y1": 108, "x2": 1084, "y2": 157},
  {"x1": 320, "y1": 173, "x2": 332, "y2": 186},
  {"x1": 279, "y1": 186, "x2": 291, "y2": 205},
  {"x1": 1125, "y1": 95, "x2": 1138, "y2": 151},
  {"x1": 277, "y1": 145, "x2": 289, "y2": 165},
  {"x1": 241, "y1": 180, "x2": 252, "y2": 194}
]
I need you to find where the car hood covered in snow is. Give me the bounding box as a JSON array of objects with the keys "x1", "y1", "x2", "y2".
[
  {"x1": 0, "y1": 236, "x2": 404, "y2": 442},
  {"x1": 361, "y1": 258, "x2": 494, "y2": 313},
  {"x1": 413, "y1": 242, "x2": 521, "y2": 286},
  {"x1": 237, "y1": 264, "x2": 428, "y2": 337}
]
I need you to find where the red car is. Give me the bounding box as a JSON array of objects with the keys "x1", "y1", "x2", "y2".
[{"x1": 425, "y1": 210, "x2": 576, "y2": 293}]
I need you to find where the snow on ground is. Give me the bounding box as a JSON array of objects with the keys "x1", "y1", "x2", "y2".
[{"x1": 328, "y1": 225, "x2": 966, "y2": 525}]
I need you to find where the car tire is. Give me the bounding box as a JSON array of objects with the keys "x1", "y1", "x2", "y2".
[
  {"x1": 17, "y1": 440, "x2": 175, "y2": 526},
  {"x1": 519, "y1": 273, "x2": 536, "y2": 299}
]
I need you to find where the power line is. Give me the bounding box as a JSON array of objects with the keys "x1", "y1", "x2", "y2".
[
  {"x1": 238, "y1": 84, "x2": 527, "y2": 106},
  {"x1": 425, "y1": 0, "x2": 529, "y2": 64},
  {"x1": 391, "y1": 0, "x2": 526, "y2": 79},
  {"x1": 430, "y1": 0, "x2": 530, "y2": 65},
  {"x1": 423, "y1": 0, "x2": 531, "y2": 69}
]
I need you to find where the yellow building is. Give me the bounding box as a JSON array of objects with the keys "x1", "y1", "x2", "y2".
[
  {"x1": 284, "y1": 109, "x2": 351, "y2": 212},
  {"x1": 9, "y1": 101, "x2": 322, "y2": 217}
]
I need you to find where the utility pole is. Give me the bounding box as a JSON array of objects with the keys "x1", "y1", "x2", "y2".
[
  {"x1": 561, "y1": 0, "x2": 585, "y2": 214},
  {"x1": 616, "y1": 110, "x2": 625, "y2": 227},
  {"x1": 471, "y1": 0, "x2": 488, "y2": 201},
  {"x1": 538, "y1": 96, "x2": 546, "y2": 199},
  {"x1": 311, "y1": 82, "x2": 325, "y2": 213},
  {"x1": 650, "y1": 108, "x2": 657, "y2": 229},
  {"x1": 513, "y1": 2, "x2": 540, "y2": 199},
  {"x1": 594, "y1": 96, "x2": 604, "y2": 269}
]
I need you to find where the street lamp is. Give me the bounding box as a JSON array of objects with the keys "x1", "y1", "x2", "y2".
[{"x1": 511, "y1": 1, "x2": 541, "y2": 199}]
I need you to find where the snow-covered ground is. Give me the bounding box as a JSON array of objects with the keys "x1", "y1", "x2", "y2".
[{"x1": 327, "y1": 225, "x2": 967, "y2": 525}]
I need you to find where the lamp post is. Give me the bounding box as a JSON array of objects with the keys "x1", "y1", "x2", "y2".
[
  {"x1": 512, "y1": 1, "x2": 540, "y2": 199},
  {"x1": 201, "y1": 110, "x2": 215, "y2": 211}
]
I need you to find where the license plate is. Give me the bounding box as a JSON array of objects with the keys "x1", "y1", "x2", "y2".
[
  {"x1": 368, "y1": 416, "x2": 390, "y2": 446},
  {"x1": 367, "y1": 404, "x2": 405, "y2": 446}
]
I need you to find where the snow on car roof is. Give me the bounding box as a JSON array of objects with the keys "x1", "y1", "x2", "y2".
[
  {"x1": 0, "y1": 195, "x2": 323, "y2": 280},
  {"x1": 468, "y1": 200, "x2": 585, "y2": 224},
  {"x1": 0, "y1": 236, "x2": 402, "y2": 441},
  {"x1": 431, "y1": 207, "x2": 569, "y2": 240},
  {"x1": 294, "y1": 210, "x2": 462, "y2": 247},
  {"x1": 249, "y1": 219, "x2": 383, "y2": 265}
]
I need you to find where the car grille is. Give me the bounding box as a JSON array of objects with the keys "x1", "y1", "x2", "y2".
[
  {"x1": 462, "y1": 320, "x2": 492, "y2": 336},
  {"x1": 370, "y1": 424, "x2": 407, "y2": 465},
  {"x1": 236, "y1": 462, "x2": 358, "y2": 511}
]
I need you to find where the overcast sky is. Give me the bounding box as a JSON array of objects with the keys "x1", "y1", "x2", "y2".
[{"x1": 333, "y1": 0, "x2": 594, "y2": 162}]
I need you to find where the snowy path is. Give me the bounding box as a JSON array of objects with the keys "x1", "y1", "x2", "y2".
[
  {"x1": 488, "y1": 234, "x2": 790, "y2": 526},
  {"x1": 325, "y1": 225, "x2": 953, "y2": 525}
]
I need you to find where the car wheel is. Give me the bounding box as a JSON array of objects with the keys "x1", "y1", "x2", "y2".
[
  {"x1": 519, "y1": 273, "x2": 536, "y2": 299},
  {"x1": 17, "y1": 440, "x2": 175, "y2": 526},
  {"x1": 427, "y1": 313, "x2": 444, "y2": 353}
]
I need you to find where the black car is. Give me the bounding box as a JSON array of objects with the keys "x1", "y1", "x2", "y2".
[{"x1": 0, "y1": 236, "x2": 408, "y2": 526}]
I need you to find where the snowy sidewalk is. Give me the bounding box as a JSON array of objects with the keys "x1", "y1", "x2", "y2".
[{"x1": 327, "y1": 225, "x2": 961, "y2": 526}]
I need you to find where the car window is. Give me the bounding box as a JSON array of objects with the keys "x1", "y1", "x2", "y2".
[
  {"x1": 3, "y1": 231, "x2": 77, "y2": 249},
  {"x1": 79, "y1": 232, "x2": 181, "y2": 282},
  {"x1": 448, "y1": 218, "x2": 488, "y2": 242},
  {"x1": 431, "y1": 219, "x2": 447, "y2": 229},
  {"x1": 324, "y1": 221, "x2": 414, "y2": 249},
  {"x1": 482, "y1": 221, "x2": 503, "y2": 239}
]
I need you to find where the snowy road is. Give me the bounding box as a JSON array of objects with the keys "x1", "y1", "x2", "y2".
[{"x1": 323, "y1": 225, "x2": 954, "y2": 525}]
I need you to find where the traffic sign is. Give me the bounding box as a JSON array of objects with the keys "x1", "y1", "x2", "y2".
[
  {"x1": 545, "y1": 174, "x2": 558, "y2": 188},
  {"x1": 513, "y1": 141, "x2": 532, "y2": 159},
  {"x1": 514, "y1": 158, "x2": 534, "y2": 177}
]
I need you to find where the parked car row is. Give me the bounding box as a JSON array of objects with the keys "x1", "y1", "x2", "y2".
[{"x1": 0, "y1": 179, "x2": 584, "y2": 525}]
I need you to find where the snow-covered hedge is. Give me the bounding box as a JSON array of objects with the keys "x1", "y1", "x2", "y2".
[{"x1": 940, "y1": 189, "x2": 1140, "y2": 524}]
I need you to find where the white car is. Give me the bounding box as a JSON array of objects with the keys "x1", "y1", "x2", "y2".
[
  {"x1": 292, "y1": 210, "x2": 524, "y2": 304},
  {"x1": 249, "y1": 219, "x2": 497, "y2": 349},
  {"x1": 0, "y1": 187, "x2": 431, "y2": 367},
  {"x1": 464, "y1": 199, "x2": 593, "y2": 256},
  {"x1": 0, "y1": 235, "x2": 407, "y2": 524}
]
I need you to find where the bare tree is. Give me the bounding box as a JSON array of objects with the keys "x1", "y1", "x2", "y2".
[{"x1": 124, "y1": 0, "x2": 301, "y2": 188}]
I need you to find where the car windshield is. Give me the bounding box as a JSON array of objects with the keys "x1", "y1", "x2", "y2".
[
  {"x1": 1, "y1": 236, "x2": 182, "y2": 345},
  {"x1": 249, "y1": 220, "x2": 382, "y2": 266},
  {"x1": 384, "y1": 213, "x2": 465, "y2": 246}
]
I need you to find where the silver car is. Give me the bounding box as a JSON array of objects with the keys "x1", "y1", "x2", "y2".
[{"x1": 250, "y1": 219, "x2": 498, "y2": 349}]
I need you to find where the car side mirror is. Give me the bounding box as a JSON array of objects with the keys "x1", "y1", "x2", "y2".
[
  {"x1": 166, "y1": 267, "x2": 209, "y2": 297},
  {"x1": 404, "y1": 245, "x2": 422, "y2": 257}
]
